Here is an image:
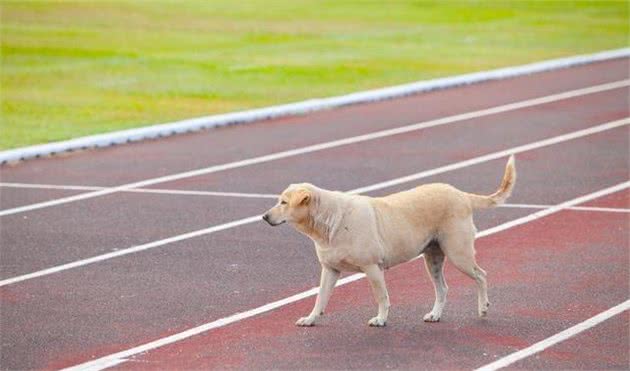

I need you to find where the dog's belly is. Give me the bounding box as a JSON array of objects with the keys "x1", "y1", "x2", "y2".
[
  {"x1": 383, "y1": 249, "x2": 421, "y2": 269},
  {"x1": 383, "y1": 237, "x2": 436, "y2": 269},
  {"x1": 316, "y1": 244, "x2": 377, "y2": 273},
  {"x1": 327, "y1": 259, "x2": 363, "y2": 272}
]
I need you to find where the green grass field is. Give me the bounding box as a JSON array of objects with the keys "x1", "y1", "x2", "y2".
[{"x1": 1, "y1": 1, "x2": 628, "y2": 150}]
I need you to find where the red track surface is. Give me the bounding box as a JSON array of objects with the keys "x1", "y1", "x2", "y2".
[{"x1": 0, "y1": 59, "x2": 628, "y2": 370}]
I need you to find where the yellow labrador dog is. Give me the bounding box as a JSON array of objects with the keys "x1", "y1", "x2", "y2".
[{"x1": 263, "y1": 155, "x2": 516, "y2": 327}]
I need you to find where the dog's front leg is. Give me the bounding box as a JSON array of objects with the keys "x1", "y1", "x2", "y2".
[
  {"x1": 296, "y1": 265, "x2": 339, "y2": 326},
  {"x1": 363, "y1": 264, "x2": 390, "y2": 327}
]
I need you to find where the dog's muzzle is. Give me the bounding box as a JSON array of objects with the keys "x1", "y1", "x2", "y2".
[
  {"x1": 262, "y1": 213, "x2": 271, "y2": 224},
  {"x1": 262, "y1": 213, "x2": 283, "y2": 226}
]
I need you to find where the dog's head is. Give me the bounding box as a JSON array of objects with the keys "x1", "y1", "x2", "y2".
[{"x1": 262, "y1": 183, "x2": 313, "y2": 227}]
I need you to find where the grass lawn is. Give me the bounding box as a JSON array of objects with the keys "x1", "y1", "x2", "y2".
[{"x1": 1, "y1": 1, "x2": 628, "y2": 150}]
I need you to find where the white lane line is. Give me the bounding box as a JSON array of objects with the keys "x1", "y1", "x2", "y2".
[
  {"x1": 4, "y1": 183, "x2": 628, "y2": 211},
  {"x1": 349, "y1": 118, "x2": 629, "y2": 194},
  {"x1": 0, "y1": 183, "x2": 103, "y2": 192},
  {"x1": 0, "y1": 182, "x2": 278, "y2": 199},
  {"x1": 126, "y1": 188, "x2": 277, "y2": 199},
  {"x1": 62, "y1": 181, "x2": 630, "y2": 371},
  {"x1": 1, "y1": 79, "x2": 628, "y2": 217},
  {"x1": 476, "y1": 181, "x2": 629, "y2": 238},
  {"x1": 501, "y1": 203, "x2": 630, "y2": 213},
  {"x1": 475, "y1": 300, "x2": 630, "y2": 371},
  {"x1": 0, "y1": 216, "x2": 263, "y2": 287},
  {"x1": 0, "y1": 118, "x2": 627, "y2": 288}
]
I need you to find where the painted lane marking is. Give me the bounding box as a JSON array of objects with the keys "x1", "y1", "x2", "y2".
[
  {"x1": 0, "y1": 216, "x2": 262, "y2": 287},
  {"x1": 348, "y1": 118, "x2": 629, "y2": 194},
  {"x1": 62, "y1": 181, "x2": 630, "y2": 371},
  {"x1": 501, "y1": 203, "x2": 630, "y2": 213},
  {"x1": 0, "y1": 119, "x2": 627, "y2": 288},
  {"x1": 1, "y1": 79, "x2": 628, "y2": 217},
  {"x1": 0, "y1": 182, "x2": 278, "y2": 199},
  {"x1": 3, "y1": 184, "x2": 628, "y2": 212},
  {"x1": 475, "y1": 300, "x2": 630, "y2": 371}
]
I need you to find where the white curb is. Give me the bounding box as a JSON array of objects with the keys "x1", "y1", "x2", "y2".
[{"x1": 2, "y1": 48, "x2": 628, "y2": 165}]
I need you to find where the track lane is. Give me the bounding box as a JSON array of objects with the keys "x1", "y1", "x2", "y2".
[
  {"x1": 0, "y1": 118, "x2": 626, "y2": 286},
  {"x1": 0, "y1": 193, "x2": 270, "y2": 279},
  {"x1": 0, "y1": 187, "x2": 84, "y2": 210},
  {"x1": 1, "y1": 87, "x2": 626, "y2": 280},
  {"x1": 503, "y1": 312, "x2": 629, "y2": 370},
  {"x1": 148, "y1": 88, "x2": 629, "y2": 194},
  {"x1": 583, "y1": 188, "x2": 630, "y2": 209},
  {"x1": 1, "y1": 125, "x2": 627, "y2": 370},
  {"x1": 110, "y1": 194, "x2": 629, "y2": 370}
]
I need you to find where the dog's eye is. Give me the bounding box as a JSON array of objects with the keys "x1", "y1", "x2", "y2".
[{"x1": 280, "y1": 200, "x2": 287, "y2": 205}]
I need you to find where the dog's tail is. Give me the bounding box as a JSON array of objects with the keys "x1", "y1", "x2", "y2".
[{"x1": 467, "y1": 155, "x2": 516, "y2": 209}]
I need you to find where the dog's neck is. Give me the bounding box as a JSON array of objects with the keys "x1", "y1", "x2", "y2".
[{"x1": 297, "y1": 187, "x2": 348, "y2": 245}]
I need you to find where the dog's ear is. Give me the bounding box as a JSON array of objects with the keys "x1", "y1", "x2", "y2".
[{"x1": 291, "y1": 188, "x2": 311, "y2": 206}]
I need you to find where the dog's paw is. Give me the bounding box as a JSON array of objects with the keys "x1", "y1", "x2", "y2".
[
  {"x1": 368, "y1": 317, "x2": 387, "y2": 327},
  {"x1": 295, "y1": 316, "x2": 316, "y2": 327},
  {"x1": 423, "y1": 312, "x2": 441, "y2": 322}
]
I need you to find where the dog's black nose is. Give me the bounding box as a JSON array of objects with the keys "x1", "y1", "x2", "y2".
[{"x1": 262, "y1": 214, "x2": 269, "y2": 222}]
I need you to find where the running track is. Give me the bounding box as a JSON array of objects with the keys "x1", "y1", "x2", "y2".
[{"x1": 0, "y1": 58, "x2": 628, "y2": 370}]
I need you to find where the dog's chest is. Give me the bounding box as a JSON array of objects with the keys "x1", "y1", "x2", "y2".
[{"x1": 315, "y1": 244, "x2": 363, "y2": 272}]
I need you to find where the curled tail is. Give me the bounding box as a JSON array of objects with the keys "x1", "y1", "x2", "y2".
[{"x1": 468, "y1": 155, "x2": 516, "y2": 209}]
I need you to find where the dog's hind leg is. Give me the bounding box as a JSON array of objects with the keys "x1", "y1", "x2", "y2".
[
  {"x1": 440, "y1": 222, "x2": 490, "y2": 318},
  {"x1": 422, "y1": 245, "x2": 448, "y2": 322}
]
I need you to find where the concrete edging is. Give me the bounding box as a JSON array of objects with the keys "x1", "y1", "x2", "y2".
[{"x1": 2, "y1": 47, "x2": 628, "y2": 164}]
